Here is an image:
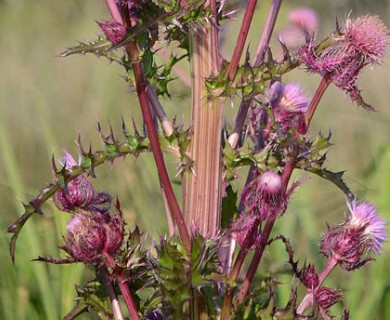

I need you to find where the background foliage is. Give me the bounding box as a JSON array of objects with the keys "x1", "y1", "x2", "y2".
[{"x1": 1, "y1": 0, "x2": 390, "y2": 319}]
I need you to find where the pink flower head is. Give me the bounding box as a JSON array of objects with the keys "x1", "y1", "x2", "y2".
[
  {"x1": 241, "y1": 170, "x2": 286, "y2": 221},
  {"x1": 346, "y1": 200, "x2": 387, "y2": 254},
  {"x1": 99, "y1": 21, "x2": 127, "y2": 45},
  {"x1": 298, "y1": 15, "x2": 390, "y2": 110},
  {"x1": 64, "y1": 211, "x2": 124, "y2": 264},
  {"x1": 58, "y1": 149, "x2": 79, "y2": 169},
  {"x1": 269, "y1": 82, "x2": 309, "y2": 135},
  {"x1": 288, "y1": 7, "x2": 319, "y2": 34},
  {"x1": 345, "y1": 15, "x2": 390, "y2": 64},
  {"x1": 320, "y1": 200, "x2": 386, "y2": 271}
]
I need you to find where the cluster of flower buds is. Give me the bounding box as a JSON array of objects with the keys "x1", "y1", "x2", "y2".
[
  {"x1": 298, "y1": 15, "x2": 390, "y2": 109},
  {"x1": 299, "y1": 264, "x2": 341, "y2": 314},
  {"x1": 53, "y1": 151, "x2": 125, "y2": 265},
  {"x1": 320, "y1": 200, "x2": 386, "y2": 271}
]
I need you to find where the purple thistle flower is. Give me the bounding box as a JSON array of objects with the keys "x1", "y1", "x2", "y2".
[
  {"x1": 269, "y1": 82, "x2": 309, "y2": 135},
  {"x1": 63, "y1": 210, "x2": 125, "y2": 264},
  {"x1": 241, "y1": 170, "x2": 286, "y2": 221},
  {"x1": 320, "y1": 200, "x2": 386, "y2": 271},
  {"x1": 288, "y1": 7, "x2": 318, "y2": 34},
  {"x1": 278, "y1": 7, "x2": 318, "y2": 49},
  {"x1": 346, "y1": 200, "x2": 387, "y2": 254},
  {"x1": 345, "y1": 15, "x2": 390, "y2": 64},
  {"x1": 99, "y1": 21, "x2": 127, "y2": 45},
  {"x1": 298, "y1": 15, "x2": 390, "y2": 110}
]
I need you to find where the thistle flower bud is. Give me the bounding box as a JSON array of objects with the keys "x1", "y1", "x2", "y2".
[
  {"x1": 53, "y1": 177, "x2": 95, "y2": 212},
  {"x1": 315, "y1": 287, "x2": 342, "y2": 310},
  {"x1": 235, "y1": 215, "x2": 260, "y2": 249},
  {"x1": 320, "y1": 200, "x2": 386, "y2": 271},
  {"x1": 99, "y1": 21, "x2": 127, "y2": 45},
  {"x1": 63, "y1": 211, "x2": 125, "y2": 264},
  {"x1": 300, "y1": 264, "x2": 319, "y2": 289},
  {"x1": 241, "y1": 170, "x2": 286, "y2": 221}
]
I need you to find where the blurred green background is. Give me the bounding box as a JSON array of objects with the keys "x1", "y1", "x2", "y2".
[{"x1": 1, "y1": 0, "x2": 390, "y2": 319}]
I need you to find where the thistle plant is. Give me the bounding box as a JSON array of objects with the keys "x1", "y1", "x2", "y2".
[{"x1": 7, "y1": 1, "x2": 389, "y2": 319}]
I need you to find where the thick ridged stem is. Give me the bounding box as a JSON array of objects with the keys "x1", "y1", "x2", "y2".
[{"x1": 182, "y1": 1, "x2": 224, "y2": 237}]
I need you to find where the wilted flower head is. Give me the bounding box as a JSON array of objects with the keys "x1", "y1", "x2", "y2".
[
  {"x1": 99, "y1": 21, "x2": 127, "y2": 45},
  {"x1": 63, "y1": 211, "x2": 125, "y2": 264},
  {"x1": 320, "y1": 200, "x2": 386, "y2": 271},
  {"x1": 241, "y1": 170, "x2": 286, "y2": 221},
  {"x1": 298, "y1": 15, "x2": 390, "y2": 109},
  {"x1": 269, "y1": 82, "x2": 309, "y2": 134}
]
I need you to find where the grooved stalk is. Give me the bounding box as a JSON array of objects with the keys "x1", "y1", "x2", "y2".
[{"x1": 182, "y1": 4, "x2": 224, "y2": 236}]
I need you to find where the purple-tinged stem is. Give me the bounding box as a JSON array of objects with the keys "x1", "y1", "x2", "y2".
[
  {"x1": 127, "y1": 41, "x2": 191, "y2": 253},
  {"x1": 105, "y1": 0, "x2": 123, "y2": 25},
  {"x1": 305, "y1": 75, "x2": 331, "y2": 128},
  {"x1": 297, "y1": 255, "x2": 339, "y2": 315},
  {"x1": 100, "y1": 267, "x2": 125, "y2": 320},
  {"x1": 254, "y1": 0, "x2": 282, "y2": 65},
  {"x1": 117, "y1": 273, "x2": 140, "y2": 320},
  {"x1": 227, "y1": 0, "x2": 283, "y2": 149},
  {"x1": 146, "y1": 83, "x2": 173, "y2": 136},
  {"x1": 225, "y1": 0, "x2": 258, "y2": 80},
  {"x1": 104, "y1": 2, "x2": 191, "y2": 252}
]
